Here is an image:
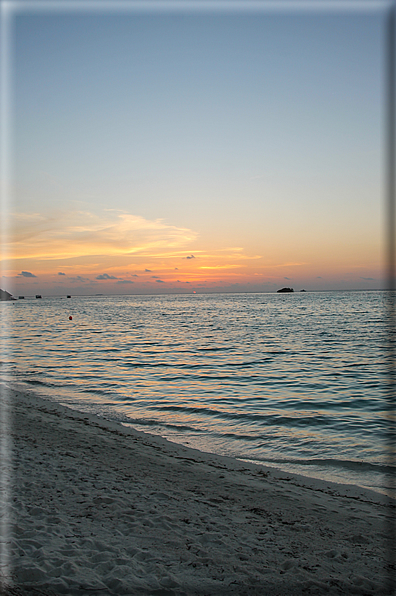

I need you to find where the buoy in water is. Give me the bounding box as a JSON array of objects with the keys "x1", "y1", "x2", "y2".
[{"x1": 69, "y1": 315, "x2": 73, "y2": 320}]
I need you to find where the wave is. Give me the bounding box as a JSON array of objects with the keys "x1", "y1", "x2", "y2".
[
  {"x1": 22, "y1": 378, "x2": 56, "y2": 388},
  {"x1": 196, "y1": 346, "x2": 235, "y2": 352},
  {"x1": 145, "y1": 404, "x2": 391, "y2": 435},
  {"x1": 149, "y1": 404, "x2": 335, "y2": 426},
  {"x1": 118, "y1": 418, "x2": 203, "y2": 433},
  {"x1": 119, "y1": 360, "x2": 273, "y2": 369},
  {"x1": 247, "y1": 456, "x2": 396, "y2": 475}
]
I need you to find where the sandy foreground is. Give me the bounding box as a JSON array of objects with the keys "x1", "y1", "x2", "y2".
[{"x1": 0, "y1": 387, "x2": 395, "y2": 595}]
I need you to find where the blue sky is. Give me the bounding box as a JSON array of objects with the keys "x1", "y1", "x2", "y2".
[{"x1": 3, "y1": 2, "x2": 387, "y2": 294}]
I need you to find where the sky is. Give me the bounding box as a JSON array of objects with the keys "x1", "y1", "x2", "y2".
[{"x1": 1, "y1": 1, "x2": 388, "y2": 296}]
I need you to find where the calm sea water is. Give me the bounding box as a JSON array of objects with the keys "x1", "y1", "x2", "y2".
[{"x1": 1, "y1": 291, "x2": 393, "y2": 495}]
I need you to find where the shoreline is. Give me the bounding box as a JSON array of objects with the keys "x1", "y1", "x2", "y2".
[
  {"x1": 6, "y1": 381, "x2": 391, "y2": 500},
  {"x1": 1, "y1": 386, "x2": 395, "y2": 595}
]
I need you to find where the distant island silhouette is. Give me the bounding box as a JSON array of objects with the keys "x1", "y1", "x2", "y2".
[
  {"x1": 277, "y1": 287, "x2": 294, "y2": 293},
  {"x1": 0, "y1": 289, "x2": 16, "y2": 301}
]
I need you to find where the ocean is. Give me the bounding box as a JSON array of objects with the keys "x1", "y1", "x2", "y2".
[{"x1": 1, "y1": 290, "x2": 393, "y2": 496}]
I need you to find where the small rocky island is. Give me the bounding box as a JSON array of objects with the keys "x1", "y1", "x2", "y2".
[
  {"x1": 0, "y1": 289, "x2": 16, "y2": 301},
  {"x1": 277, "y1": 287, "x2": 294, "y2": 293}
]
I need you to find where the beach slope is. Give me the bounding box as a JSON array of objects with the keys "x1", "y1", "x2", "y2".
[{"x1": 1, "y1": 387, "x2": 394, "y2": 595}]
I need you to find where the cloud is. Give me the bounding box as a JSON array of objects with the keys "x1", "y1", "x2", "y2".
[
  {"x1": 200, "y1": 265, "x2": 241, "y2": 270},
  {"x1": 284, "y1": 277, "x2": 291, "y2": 280},
  {"x1": 145, "y1": 269, "x2": 152, "y2": 272},
  {"x1": 174, "y1": 268, "x2": 178, "y2": 270},
  {"x1": 155, "y1": 279, "x2": 164, "y2": 283},
  {"x1": 96, "y1": 273, "x2": 118, "y2": 280},
  {"x1": 58, "y1": 272, "x2": 66, "y2": 276},
  {"x1": 316, "y1": 276, "x2": 322, "y2": 279},
  {"x1": 8, "y1": 209, "x2": 197, "y2": 261},
  {"x1": 18, "y1": 271, "x2": 36, "y2": 278},
  {"x1": 151, "y1": 275, "x2": 159, "y2": 279},
  {"x1": 116, "y1": 279, "x2": 135, "y2": 284},
  {"x1": 69, "y1": 276, "x2": 90, "y2": 283},
  {"x1": 185, "y1": 254, "x2": 195, "y2": 259},
  {"x1": 360, "y1": 277, "x2": 374, "y2": 281}
]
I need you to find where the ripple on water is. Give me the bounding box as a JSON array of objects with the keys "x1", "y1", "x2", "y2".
[{"x1": 2, "y1": 290, "x2": 391, "y2": 493}]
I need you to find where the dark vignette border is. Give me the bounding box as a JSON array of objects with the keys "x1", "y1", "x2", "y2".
[{"x1": 0, "y1": 1, "x2": 395, "y2": 594}]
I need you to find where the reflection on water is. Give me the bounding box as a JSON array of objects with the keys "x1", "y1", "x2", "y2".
[{"x1": 1, "y1": 290, "x2": 392, "y2": 495}]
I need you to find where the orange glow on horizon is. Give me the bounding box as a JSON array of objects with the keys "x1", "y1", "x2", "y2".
[{"x1": 2, "y1": 207, "x2": 383, "y2": 295}]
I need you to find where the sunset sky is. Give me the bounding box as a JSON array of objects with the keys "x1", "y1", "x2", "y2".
[{"x1": 1, "y1": 1, "x2": 387, "y2": 296}]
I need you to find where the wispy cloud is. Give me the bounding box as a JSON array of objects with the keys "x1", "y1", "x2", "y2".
[
  {"x1": 18, "y1": 271, "x2": 36, "y2": 278},
  {"x1": 199, "y1": 265, "x2": 241, "y2": 270},
  {"x1": 7, "y1": 210, "x2": 197, "y2": 261},
  {"x1": 265, "y1": 262, "x2": 306, "y2": 268}
]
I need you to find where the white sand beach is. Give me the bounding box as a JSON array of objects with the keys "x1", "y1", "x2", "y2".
[{"x1": 0, "y1": 386, "x2": 394, "y2": 595}]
